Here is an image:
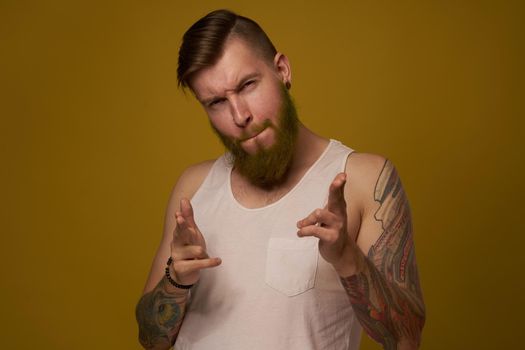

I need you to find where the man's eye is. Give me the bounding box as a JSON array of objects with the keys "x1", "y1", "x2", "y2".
[
  {"x1": 242, "y1": 80, "x2": 255, "y2": 89},
  {"x1": 210, "y1": 99, "x2": 225, "y2": 107}
]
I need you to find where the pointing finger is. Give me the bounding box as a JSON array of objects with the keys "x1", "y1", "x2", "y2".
[
  {"x1": 173, "y1": 211, "x2": 196, "y2": 245},
  {"x1": 179, "y1": 198, "x2": 207, "y2": 247},
  {"x1": 327, "y1": 173, "x2": 347, "y2": 214},
  {"x1": 180, "y1": 198, "x2": 197, "y2": 228}
]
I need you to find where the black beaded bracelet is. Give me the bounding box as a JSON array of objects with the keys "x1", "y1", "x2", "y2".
[{"x1": 165, "y1": 257, "x2": 194, "y2": 289}]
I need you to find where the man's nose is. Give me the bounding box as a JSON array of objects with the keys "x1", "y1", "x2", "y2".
[{"x1": 230, "y1": 96, "x2": 253, "y2": 128}]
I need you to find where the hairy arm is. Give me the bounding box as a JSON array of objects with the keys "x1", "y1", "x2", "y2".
[
  {"x1": 341, "y1": 159, "x2": 425, "y2": 349},
  {"x1": 135, "y1": 278, "x2": 189, "y2": 349}
]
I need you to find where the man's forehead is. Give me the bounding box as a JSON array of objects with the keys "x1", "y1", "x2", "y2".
[{"x1": 193, "y1": 68, "x2": 262, "y2": 102}]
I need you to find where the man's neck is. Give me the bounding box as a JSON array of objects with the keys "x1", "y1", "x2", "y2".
[{"x1": 288, "y1": 124, "x2": 329, "y2": 173}]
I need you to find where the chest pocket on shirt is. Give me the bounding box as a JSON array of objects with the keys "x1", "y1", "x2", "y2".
[{"x1": 265, "y1": 237, "x2": 319, "y2": 297}]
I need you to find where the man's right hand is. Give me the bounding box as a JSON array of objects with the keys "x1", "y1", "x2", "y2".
[{"x1": 169, "y1": 198, "x2": 222, "y2": 286}]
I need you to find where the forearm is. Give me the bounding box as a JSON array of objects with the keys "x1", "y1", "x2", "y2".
[
  {"x1": 340, "y1": 256, "x2": 425, "y2": 350},
  {"x1": 135, "y1": 276, "x2": 189, "y2": 350}
]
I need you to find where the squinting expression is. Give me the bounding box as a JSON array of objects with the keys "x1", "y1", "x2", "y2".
[{"x1": 190, "y1": 37, "x2": 290, "y2": 156}]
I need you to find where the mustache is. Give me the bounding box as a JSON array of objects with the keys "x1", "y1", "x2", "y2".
[{"x1": 237, "y1": 119, "x2": 273, "y2": 142}]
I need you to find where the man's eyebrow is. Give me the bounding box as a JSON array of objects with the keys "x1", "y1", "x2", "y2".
[{"x1": 200, "y1": 72, "x2": 261, "y2": 106}]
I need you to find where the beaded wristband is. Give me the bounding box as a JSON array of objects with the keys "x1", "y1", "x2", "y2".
[{"x1": 165, "y1": 257, "x2": 194, "y2": 289}]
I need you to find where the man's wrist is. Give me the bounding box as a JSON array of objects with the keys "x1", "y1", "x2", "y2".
[
  {"x1": 333, "y1": 247, "x2": 366, "y2": 278},
  {"x1": 165, "y1": 257, "x2": 194, "y2": 289},
  {"x1": 161, "y1": 275, "x2": 191, "y2": 296}
]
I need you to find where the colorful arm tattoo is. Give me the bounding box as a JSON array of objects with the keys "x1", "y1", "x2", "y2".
[
  {"x1": 341, "y1": 159, "x2": 425, "y2": 349},
  {"x1": 135, "y1": 277, "x2": 188, "y2": 349}
]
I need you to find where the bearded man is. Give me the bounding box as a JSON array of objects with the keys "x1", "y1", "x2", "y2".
[{"x1": 136, "y1": 9, "x2": 425, "y2": 350}]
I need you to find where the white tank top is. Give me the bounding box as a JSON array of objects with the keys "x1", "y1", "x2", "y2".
[{"x1": 174, "y1": 139, "x2": 362, "y2": 350}]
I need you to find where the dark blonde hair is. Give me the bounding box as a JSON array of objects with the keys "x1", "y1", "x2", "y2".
[{"x1": 177, "y1": 9, "x2": 277, "y2": 89}]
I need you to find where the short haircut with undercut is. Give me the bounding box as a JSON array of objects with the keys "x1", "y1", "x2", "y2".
[{"x1": 177, "y1": 9, "x2": 278, "y2": 90}]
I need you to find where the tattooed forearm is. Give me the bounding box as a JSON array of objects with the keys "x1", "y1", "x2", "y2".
[
  {"x1": 341, "y1": 160, "x2": 425, "y2": 349},
  {"x1": 341, "y1": 258, "x2": 424, "y2": 349},
  {"x1": 135, "y1": 277, "x2": 189, "y2": 349}
]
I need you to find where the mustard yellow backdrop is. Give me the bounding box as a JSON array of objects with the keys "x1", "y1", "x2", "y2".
[{"x1": 1, "y1": 1, "x2": 523, "y2": 349}]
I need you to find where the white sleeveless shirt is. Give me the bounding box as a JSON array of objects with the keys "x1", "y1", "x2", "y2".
[{"x1": 174, "y1": 140, "x2": 362, "y2": 350}]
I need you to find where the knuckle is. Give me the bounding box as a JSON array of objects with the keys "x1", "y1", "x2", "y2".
[{"x1": 194, "y1": 246, "x2": 205, "y2": 256}]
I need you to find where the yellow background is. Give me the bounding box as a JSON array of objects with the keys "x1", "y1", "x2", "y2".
[{"x1": 1, "y1": 1, "x2": 523, "y2": 349}]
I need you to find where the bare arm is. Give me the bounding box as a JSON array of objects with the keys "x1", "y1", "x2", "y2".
[
  {"x1": 297, "y1": 156, "x2": 425, "y2": 349},
  {"x1": 135, "y1": 161, "x2": 220, "y2": 349},
  {"x1": 340, "y1": 159, "x2": 425, "y2": 349}
]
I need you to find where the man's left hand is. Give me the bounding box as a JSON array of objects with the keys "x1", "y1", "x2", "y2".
[{"x1": 296, "y1": 172, "x2": 364, "y2": 277}]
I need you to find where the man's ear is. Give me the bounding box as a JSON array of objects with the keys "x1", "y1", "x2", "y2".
[{"x1": 273, "y1": 52, "x2": 292, "y2": 87}]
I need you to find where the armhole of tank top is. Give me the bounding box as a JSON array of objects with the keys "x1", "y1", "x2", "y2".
[
  {"x1": 190, "y1": 156, "x2": 227, "y2": 202},
  {"x1": 340, "y1": 148, "x2": 355, "y2": 173}
]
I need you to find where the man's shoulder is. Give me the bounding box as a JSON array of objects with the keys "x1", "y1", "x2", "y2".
[
  {"x1": 181, "y1": 159, "x2": 217, "y2": 179},
  {"x1": 344, "y1": 152, "x2": 389, "y2": 201},
  {"x1": 346, "y1": 152, "x2": 388, "y2": 180},
  {"x1": 172, "y1": 159, "x2": 217, "y2": 201}
]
